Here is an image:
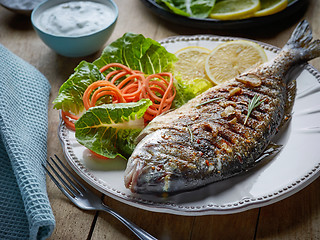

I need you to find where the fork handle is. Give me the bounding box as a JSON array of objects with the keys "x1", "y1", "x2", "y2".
[{"x1": 100, "y1": 203, "x2": 158, "y2": 240}]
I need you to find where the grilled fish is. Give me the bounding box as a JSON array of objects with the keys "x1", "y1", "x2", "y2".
[{"x1": 124, "y1": 20, "x2": 320, "y2": 194}]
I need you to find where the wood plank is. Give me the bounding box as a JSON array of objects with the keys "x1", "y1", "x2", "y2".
[
  {"x1": 256, "y1": 177, "x2": 320, "y2": 239},
  {"x1": 92, "y1": 196, "x2": 194, "y2": 240},
  {"x1": 191, "y1": 209, "x2": 259, "y2": 240}
]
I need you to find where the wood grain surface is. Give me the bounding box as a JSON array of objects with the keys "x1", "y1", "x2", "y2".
[{"x1": 0, "y1": 0, "x2": 319, "y2": 239}]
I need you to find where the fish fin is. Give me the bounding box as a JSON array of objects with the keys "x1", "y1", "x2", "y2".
[
  {"x1": 284, "y1": 20, "x2": 320, "y2": 61},
  {"x1": 255, "y1": 142, "x2": 283, "y2": 163},
  {"x1": 278, "y1": 112, "x2": 292, "y2": 131}
]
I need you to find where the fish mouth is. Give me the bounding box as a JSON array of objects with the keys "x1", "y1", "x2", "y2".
[
  {"x1": 124, "y1": 155, "x2": 168, "y2": 194},
  {"x1": 124, "y1": 157, "x2": 144, "y2": 192}
]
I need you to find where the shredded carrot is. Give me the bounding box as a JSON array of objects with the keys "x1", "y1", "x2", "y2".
[
  {"x1": 82, "y1": 80, "x2": 126, "y2": 110},
  {"x1": 110, "y1": 71, "x2": 129, "y2": 84},
  {"x1": 89, "y1": 149, "x2": 109, "y2": 160},
  {"x1": 117, "y1": 74, "x2": 145, "y2": 102},
  {"x1": 61, "y1": 110, "x2": 79, "y2": 131},
  {"x1": 142, "y1": 72, "x2": 175, "y2": 121},
  {"x1": 100, "y1": 63, "x2": 135, "y2": 75},
  {"x1": 105, "y1": 69, "x2": 123, "y2": 82},
  {"x1": 90, "y1": 85, "x2": 125, "y2": 106},
  {"x1": 93, "y1": 65, "x2": 176, "y2": 122}
]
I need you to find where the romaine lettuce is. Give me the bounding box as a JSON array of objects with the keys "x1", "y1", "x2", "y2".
[
  {"x1": 156, "y1": 0, "x2": 216, "y2": 18},
  {"x1": 94, "y1": 32, "x2": 178, "y2": 75},
  {"x1": 173, "y1": 77, "x2": 214, "y2": 108},
  {"x1": 53, "y1": 61, "x2": 103, "y2": 114},
  {"x1": 75, "y1": 99, "x2": 152, "y2": 159},
  {"x1": 53, "y1": 33, "x2": 178, "y2": 114}
]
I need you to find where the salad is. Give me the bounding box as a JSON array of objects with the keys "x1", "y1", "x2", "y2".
[{"x1": 54, "y1": 33, "x2": 202, "y2": 160}]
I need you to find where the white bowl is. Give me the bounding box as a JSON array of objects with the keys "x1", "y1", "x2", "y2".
[{"x1": 31, "y1": 0, "x2": 118, "y2": 57}]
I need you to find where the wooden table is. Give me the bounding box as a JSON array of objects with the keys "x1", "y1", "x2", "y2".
[{"x1": 1, "y1": 0, "x2": 319, "y2": 239}]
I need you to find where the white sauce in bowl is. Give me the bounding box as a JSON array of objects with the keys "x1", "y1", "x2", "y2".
[{"x1": 35, "y1": 1, "x2": 116, "y2": 37}]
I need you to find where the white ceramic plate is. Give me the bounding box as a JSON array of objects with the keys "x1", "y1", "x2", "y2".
[{"x1": 59, "y1": 35, "x2": 320, "y2": 216}]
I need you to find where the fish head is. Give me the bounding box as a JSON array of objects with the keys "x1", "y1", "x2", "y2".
[{"x1": 124, "y1": 128, "x2": 196, "y2": 194}]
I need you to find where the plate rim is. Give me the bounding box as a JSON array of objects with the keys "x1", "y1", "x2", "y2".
[{"x1": 58, "y1": 34, "x2": 320, "y2": 216}]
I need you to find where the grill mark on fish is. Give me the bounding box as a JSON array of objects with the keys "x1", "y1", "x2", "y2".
[
  {"x1": 232, "y1": 76, "x2": 283, "y2": 93},
  {"x1": 221, "y1": 122, "x2": 251, "y2": 140},
  {"x1": 240, "y1": 88, "x2": 279, "y2": 103},
  {"x1": 231, "y1": 91, "x2": 282, "y2": 124},
  {"x1": 200, "y1": 95, "x2": 268, "y2": 124},
  {"x1": 212, "y1": 136, "x2": 231, "y2": 150},
  {"x1": 217, "y1": 128, "x2": 241, "y2": 145},
  {"x1": 198, "y1": 118, "x2": 262, "y2": 162},
  {"x1": 245, "y1": 107, "x2": 269, "y2": 123},
  {"x1": 206, "y1": 87, "x2": 278, "y2": 122},
  {"x1": 214, "y1": 119, "x2": 255, "y2": 141},
  {"x1": 221, "y1": 97, "x2": 268, "y2": 122},
  {"x1": 202, "y1": 123, "x2": 250, "y2": 156},
  {"x1": 146, "y1": 135, "x2": 194, "y2": 164}
]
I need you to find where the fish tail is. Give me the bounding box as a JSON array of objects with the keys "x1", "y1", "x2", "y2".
[{"x1": 284, "y1": 20, "x2": 320, "y2": 61}]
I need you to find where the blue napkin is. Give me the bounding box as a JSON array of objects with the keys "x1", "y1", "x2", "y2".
[{"x1": 0, "y1": 44, "x2": 55, "y2": 239}]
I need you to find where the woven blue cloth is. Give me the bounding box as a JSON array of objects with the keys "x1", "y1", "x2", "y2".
[{"x1": 0, "y1": 44, "x2": 55, "y2": 239}]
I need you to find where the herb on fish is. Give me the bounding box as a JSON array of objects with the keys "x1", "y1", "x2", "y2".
[
  {"x1": 244, "y1": 94, "x2": 264, "y2": 125},
  {"x1": 195, "y1": 97, "x2": 223, "y2": 108},
  {"x1": 187, "y1": 126, "x2": 194, "y2": 142}
]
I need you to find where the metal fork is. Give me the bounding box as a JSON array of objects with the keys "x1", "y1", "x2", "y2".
[{"x1": 43, "y1": 155, "x2": 157, "y2": 240}]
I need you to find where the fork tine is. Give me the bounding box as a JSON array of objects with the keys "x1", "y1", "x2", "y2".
[
  {"x1": 46, "y1": 158, "x2": 79, "y2": 197},
  {"x1": 42, "y1": 163, "x2": 75, "y2": 200},
  {"x1": 49, "y1": 156, "x2": 83, "y2": 195},
  {"x1": 53, "y1": 154, "x2": 87, "y2": 191}
]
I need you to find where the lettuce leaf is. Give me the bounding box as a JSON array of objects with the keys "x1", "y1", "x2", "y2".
[
  {"x1": 53, "y1": 61, "x2": 103, "y2": 114},
  {"x1": 75, "y1": 99, "x2": 152, "y2": 159},
  {"x1": 94, "y1": 32, "x2": 178, "y2": 75},
  {"x1": 53, "y1": 33, "x2": 178, "y2": 114},
  {"x1": 173, "y1": 77, "x2": 213, "y2": 108},
  {"x1": 156, "y1": 0, "x2": 216, "y2": 18}
]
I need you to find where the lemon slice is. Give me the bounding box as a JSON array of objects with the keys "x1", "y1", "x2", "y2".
[
  {"x1": 205, "y1": 40, "x2": 267, "y2": 85},
  {"x1": 209, "y1": 0, "x2": 260, "y2": 20},
  {"x1": 174, "y1": 46, "x2": 211, "y2": 81},
  {"x1": 254, "y1": 0, "x2": 288, "y2": 17}
]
